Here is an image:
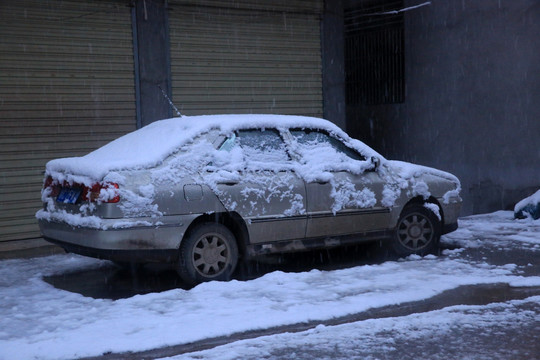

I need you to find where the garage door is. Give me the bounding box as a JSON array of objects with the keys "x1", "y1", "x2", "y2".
[
  {"x1": 0, "y1": 0, "x2": 136, "y2": 242},
  {"x1": 168, "y1": 0, "x2": 323, "y2": 116}
]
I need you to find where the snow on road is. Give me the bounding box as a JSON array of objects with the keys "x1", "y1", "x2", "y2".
[
  {"x1": 444, "y1": 210, "x2": 540, "y2": 249},
  {"x1": 1, "y1": 211, "x2": 539, "y2": 360},
  {"x1": 161, "y1": 296, "x2": 540, "y2": 360}
]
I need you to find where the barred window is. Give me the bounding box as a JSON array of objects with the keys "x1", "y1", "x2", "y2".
[{"x1": 345, "y1": 0, "x2": 405, "y2": 105}]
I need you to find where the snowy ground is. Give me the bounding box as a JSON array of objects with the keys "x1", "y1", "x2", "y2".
[
  {"x1": 161, "y1": 297, "x2": 540, "y2": 360},
  {"x1": 1, "y1": 211, "x2": 539, "y2": 360}
]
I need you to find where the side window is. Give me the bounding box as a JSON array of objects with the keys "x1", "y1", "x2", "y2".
[
  {"x1": 290, "y1": 129, "x2": 365, "y2": 161},
  {"x1": 219, "y1": 129, "x2": 291, "y2": 167},
  {"x1": 218, "y1": 133, "x2": 237, "y2": 152}
]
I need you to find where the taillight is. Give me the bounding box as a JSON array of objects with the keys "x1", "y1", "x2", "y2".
[
  {"x1": 81, "y1": 182, "x2": 120, "y2": 203},
  {"x1": 43, "y1": 176, "x2": 60, "y2": 197}
]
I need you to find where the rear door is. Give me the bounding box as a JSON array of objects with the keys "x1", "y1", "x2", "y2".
[
  {"x1": 290, "y1": 129, "x2": 391, "y2": 238},
  {"x1": 213, "y1": 128, "x2": 307, "y2": 244}
]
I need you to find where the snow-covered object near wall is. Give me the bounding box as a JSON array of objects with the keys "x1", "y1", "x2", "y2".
[
  {"x1": 514, "y1": 189, "x2": 540, "y2": 220},
  {"x1": 37, "y1": 114, "x2": 462, "y2": 285}
]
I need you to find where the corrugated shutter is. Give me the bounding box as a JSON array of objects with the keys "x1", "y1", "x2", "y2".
[
  {"x1": 169, "y1": 0, "x2": 322, "y2": 13},
  {"x1": 168, "y1": 0, "x2": 323, "y2": 116},
  {"x1": 0, "y1": 0, "x2": 136, "y2": 242}
]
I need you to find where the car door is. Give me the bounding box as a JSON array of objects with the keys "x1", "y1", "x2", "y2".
[
  {"x1": 289, "y1": 129, "x2": 391, "y2": 238},
  {"x1": 213, "y1": 128, "x2": 307, "y2": 244}
]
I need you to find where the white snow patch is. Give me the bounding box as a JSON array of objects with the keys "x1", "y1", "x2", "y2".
[
  {"x1": 0, "y1": 248, "x2": 539, "y2": 360},
  {"x1": 442, "y1": 188, "x2": 461, "y2": 204},
  {"x1": 424, "y1": 203, "x2": 441, "y2": 220},
  {"x1": 441, "y1": 211, "x2": 540, "y2": 250},
  {"x1": 382, "y1": 184, "x2": 402, "y2": 207},
  {"x1": 412, "y1": 180, "x2": 430, "y2": 199},
  {"x1": 330, "y1": 179, "x2": 376, "y2": 214},
  {"x1": 514, "y1": 189, "x2": 540, "y2": 212},
  {"x1": 159, "y1": 296, "x2": 540, "y2": 360},
  {"x1": 35, "y1": 209, "x2": 102, "y2": 229}
]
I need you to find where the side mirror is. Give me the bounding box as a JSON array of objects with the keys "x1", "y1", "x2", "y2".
[{"x1": 370, "y1": 156, "x2": 380, "y2": 170}]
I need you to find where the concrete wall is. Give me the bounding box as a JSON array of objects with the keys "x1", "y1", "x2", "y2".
[
  {"x1": 322, "y1": 0, "x2": 347, "y2": 130},
  {"x1": 135, "y1": 0, "x2": 172, "y2": 127},
  {"x1": 349, "y1": 0, "x2": 540, "y2": 215}
]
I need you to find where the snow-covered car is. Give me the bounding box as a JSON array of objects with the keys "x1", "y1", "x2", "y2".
[
  {"x1": 514, "y1": 189, "x2": 540, "y2": 220},
  {"x1": 37, "y1": 114, "x2": 462, "y2": 285}
]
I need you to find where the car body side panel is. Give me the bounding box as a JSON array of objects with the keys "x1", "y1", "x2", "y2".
[
  {"x1": 306, "y1": 208, "x2": 391, "y2": 237},
  {"x1": 305, "y1": 171, "x2": 391, "y2": 237},
  {"x1": 154, "y1": 182, "x2": 228, "y2": 216},
  {"x1": 439, "y1": 197, "x2": 461, "y2": 227},
  {"x1": 245, "y1": 229, "x2": 392, "y2": 257},
  {"x1": 247, "y1": 215, "x2": 307, "y2": 244},
  {"x1": 215, "y1": 171, "x2": 307, "y2": 244}
]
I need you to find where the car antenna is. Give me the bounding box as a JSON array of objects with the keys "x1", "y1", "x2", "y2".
[{"x1": 158, "y1": 84, "x2": 183, "y2": 118}]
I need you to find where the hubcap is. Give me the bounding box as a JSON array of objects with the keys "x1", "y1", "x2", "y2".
[
  {"x1": 397, "y1": 213, "x2": 434, "y2": 250},
  {"x1": 408, "y1": 224, "x2": 422, "y2": 238},
  {"x1": 192, "y1": 234, "x2": 229, "y2": 277}
]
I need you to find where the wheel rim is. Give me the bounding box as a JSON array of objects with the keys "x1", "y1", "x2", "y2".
[
  {"x1": 397, "y1": 212, "x2": 434, "y2": 251},
  {"x1": 191, "y1": 232, "x2": 230, "y2": 277}
]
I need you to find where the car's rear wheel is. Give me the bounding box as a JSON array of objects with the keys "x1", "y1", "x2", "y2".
[
  {"x1": 392, "y1": 204, "x2": 441, "y2": 256},
  {"x1": 177, "y1": 223, "x2": 239, "y2": 286}
]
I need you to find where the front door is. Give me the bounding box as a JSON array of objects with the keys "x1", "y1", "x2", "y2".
[{"x1": 290, "y1": 129, "x2": 390, "y2": 238}]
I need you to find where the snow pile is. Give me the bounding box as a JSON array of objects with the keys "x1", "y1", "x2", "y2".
[
  {"x1": 34, "y1": 209, "x2": 103, "y2": 228},
  {"x1": 160, "y1": 297, "x2": 540, "y2": 360},
  {"x1": 442, "y1": 211, "x2": 540, "y2": 249},
  {"x1": 0, "y1": 254, "x2": 538, "y2": 358},
  {"x1": 514, "y1": 189, "x2": 540, "y2": 220},
  {"x1": 2, "y1": 211, "x2": 540, "y2": 359},
  {"x1": 424, "y1": 202, "x2": 441, "y2": 220}
]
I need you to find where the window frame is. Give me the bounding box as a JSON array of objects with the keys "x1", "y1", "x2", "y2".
[
  {"x1": 217, "y1": 128, "x2": 294, "y2": 170},
  {"x1": 289, "y1": 128, "x2": 367, "y2": 162}
]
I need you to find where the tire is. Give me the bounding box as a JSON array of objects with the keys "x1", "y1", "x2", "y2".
[
  {"x1": 177, "y1": 223, "x2": 239, "y2": 286},
  {"x1": 391, "y1": 204, "x2": 441, "y2": 256}
]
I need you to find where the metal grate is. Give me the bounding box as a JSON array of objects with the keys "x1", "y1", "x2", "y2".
[
  {"x1": 168, "y1": 2, "x2": 323, "y2": 117},
  {"x1": 345, "y1": 0, "x2": 405, "y2": 105}
]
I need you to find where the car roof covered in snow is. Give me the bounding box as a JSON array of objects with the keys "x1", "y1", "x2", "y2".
[{"x1": 45, "y1": 114, "x2": 382, "y2": 181}]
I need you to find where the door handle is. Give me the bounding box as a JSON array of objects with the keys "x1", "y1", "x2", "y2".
[{"x1": 219, "y1": 181, "x2": 238, "y2": 186}]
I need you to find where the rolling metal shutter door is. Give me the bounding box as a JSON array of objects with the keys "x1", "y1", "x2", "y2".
[
  {"x1": 0, "y1": 0, "x2": 136, "y2": 242},
  {"x1": 168, "y1": 0, "x2": 323, "y2": 116}
]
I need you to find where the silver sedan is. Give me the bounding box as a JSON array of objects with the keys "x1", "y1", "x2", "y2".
[{"x1": 37, "y1": 114, "x2": 462, "y2": 285}]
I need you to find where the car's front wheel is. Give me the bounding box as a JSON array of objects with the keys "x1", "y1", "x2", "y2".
[
  {"x1": 177, "y1": 223, "x2": 239, "y2": 286},
  {"x1": 392, "y1": 204, "x2": 441, "y2": 256}
]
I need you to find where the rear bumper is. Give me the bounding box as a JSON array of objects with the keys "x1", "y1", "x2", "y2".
[
  {"x1": 38, "y1": 214, "x2": 197, "y2": 262},
  {"x1": 44, "y1": 236, "x2": 178, "y2": 263}
]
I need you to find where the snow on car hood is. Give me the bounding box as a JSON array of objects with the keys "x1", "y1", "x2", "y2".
[
  {"x1": 45, "y1": 114, "x2": 381, "y2": 183},
  {"x1": 386, "y1": 160, "x2": 460, "y2": 185},
  {"x1": 384, "y1": 160, "x2": 462, "y2": 204}
]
